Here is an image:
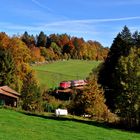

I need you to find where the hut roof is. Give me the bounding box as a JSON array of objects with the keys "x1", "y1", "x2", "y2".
[{"x1": 0, "y1": 86, "x2": 20, "y2": 99}]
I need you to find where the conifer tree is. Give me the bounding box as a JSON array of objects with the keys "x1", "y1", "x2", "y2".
[
  {"x1": 98, "y1": 26, "x2": 140, "y2": 128},
  {"x1": 115, "y1": 47, "x2": 140, "y2": 128},
  {"x1": 37, "y1": 31, "x2": 47, "y2": 47},
  {"x1": 98, "y1": 26, "x2": 133, "y2": 110},
  {"x1": 0, "y1": 48, "x2": 15, "y2": 86}
]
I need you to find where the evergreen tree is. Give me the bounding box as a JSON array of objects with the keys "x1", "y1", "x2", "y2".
[
  {"x1": 98, "y1": 26, "x2": 133, "y2": 110},
  {"x1": 21, "y1": 31, "x2": 36, "y2": 47},
  {"x1": 0, "y1": 48, "x2": 15, "y2": 86},
  {"x1": 132, "y1": 31, "x2": 140, "y2": 47},
  {"x1": 115, "y1": 47, "x2": 140, "y2": 128},
  {"x1": 37, "y1": 31, "x2": 47, "y2": 47},
  {"x1": 98, "y1": 26, "x2": 140, "y2": 129},
  {"x1": 120, "y1": 25, "x2": 132, "y2": 43}
]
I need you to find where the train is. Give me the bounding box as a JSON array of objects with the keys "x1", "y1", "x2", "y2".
[{"x1": 59, "y1": 80, "x2": 87, "y2": 89}]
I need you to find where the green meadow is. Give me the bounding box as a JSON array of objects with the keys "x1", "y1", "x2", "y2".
[
  {"x1": 32, "y1": 60, "x2": 101, "y2": 89},
  {"x1": 0, "y1": 109, "x2": 139, "y2": 140}
]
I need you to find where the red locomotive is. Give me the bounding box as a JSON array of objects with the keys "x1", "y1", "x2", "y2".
[{"x1": 59, "y1": 81, "x2": 71, "y2": 89}]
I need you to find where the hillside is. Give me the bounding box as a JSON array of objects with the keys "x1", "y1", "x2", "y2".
[
  {"x1": 0, "y1": 109, "x2": 139, "y2": 140},
  {"x1": 32, "y1": 60, "x2": 101, "y2": 89}
]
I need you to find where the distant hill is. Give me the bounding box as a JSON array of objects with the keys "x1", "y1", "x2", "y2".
[{"x1": 32, "y1": 60, "x2": 101, "y2": 89}]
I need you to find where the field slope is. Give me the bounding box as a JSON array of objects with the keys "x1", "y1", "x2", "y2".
[
  {"x1": 0, "y1": 109, "x2": 140, "y2": 140},
  {"x1": 32, "y1": 60, "x2": 100, "y2": 89}
]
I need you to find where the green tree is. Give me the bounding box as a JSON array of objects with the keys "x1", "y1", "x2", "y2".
[
  {"x1": 132, "y1": 31, "x2": 140, "y2": 47},
  {"x1": 98, "y1": 26, "x2": 133, "y2": 110},
  {"x1": 115, "y1": 47, "x2": 140, "y2": 128},
  {"x1": 120, "y1": 25, "x2": 132, "y2": 43},
  {"x1": 37, "y1": 31, "x2": 47, "y2": 47},
  {"x1": 0, "y1": 48, "x2": 15, "y2": 86},
  {"x1": 50, "y1": 42, "x2": 61, "y2": 56},
  {"x1": 21, "y1": 71, "x2": 43, "y2": 112},
  {"x1": 98, "y1": 26, "x2": 140, "y2": 129}
]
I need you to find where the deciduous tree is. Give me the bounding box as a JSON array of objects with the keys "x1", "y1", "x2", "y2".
[
  {"x1": 21, "y1": 71, "x2": 43, "y2": 112},
  {"x1": 69, "y1": 76, "x2": 109, "y2": 120}
]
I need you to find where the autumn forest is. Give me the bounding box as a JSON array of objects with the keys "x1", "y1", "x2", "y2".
[{"x1": 0, "y1": 26, "x2": 140, "y2": 131}]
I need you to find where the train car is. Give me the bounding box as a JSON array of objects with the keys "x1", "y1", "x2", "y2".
[
  {"x1": 71, "y1": 80, "x2": 87, "y2": 87},
  {"x1": 59, "y1": 81, "x2": 71, "y2": 89}
]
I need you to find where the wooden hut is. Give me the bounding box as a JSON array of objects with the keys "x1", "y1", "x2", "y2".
[{"x1": 0, "y1": 86, "x2": 20, "y2": 107}]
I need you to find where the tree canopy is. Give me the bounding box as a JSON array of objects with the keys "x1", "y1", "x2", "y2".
[
  {"x1": 98, "y1": 26, "x2": 140, "y2": 129},
  {"x1": 0, "y1": 48, "x2": 15, "y2": 86}
]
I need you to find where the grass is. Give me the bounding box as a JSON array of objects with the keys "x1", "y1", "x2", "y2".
[
  {"x1": 0, "y1": 108, "x2": 140, "y2": 140},
  {"x1": 32, "y1": 60, "x2": 101, "y2": 89}
]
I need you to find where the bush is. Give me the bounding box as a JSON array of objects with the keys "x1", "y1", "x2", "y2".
[{"x1": 42, "y1": 91, "x2": 69, "y2": 112}]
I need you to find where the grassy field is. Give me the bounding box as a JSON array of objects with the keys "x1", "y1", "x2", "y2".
[
  {"x1": 0, "y1": 108, "x2": 139, "y2": 140},
  {"x1": 32, "y1": 60, "x2": 100, "y2": 89}
]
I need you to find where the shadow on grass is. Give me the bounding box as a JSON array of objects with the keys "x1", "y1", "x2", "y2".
[
  {"x1": 2, "y1": 107, "x2": 139, "y2": 132},
  {"x1": 21, "y1": 111, "x2": 119, "y2": 131},
  {"x1": 20, "y1": 111, "x2": 140, "y2": 133}
]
